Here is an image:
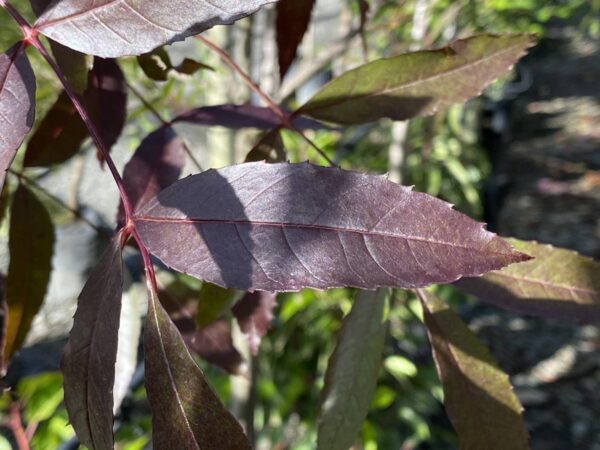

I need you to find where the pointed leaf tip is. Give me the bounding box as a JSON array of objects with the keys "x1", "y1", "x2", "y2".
[{"x1": 298, "y1": 33, "x2": 535, "y2": 124}]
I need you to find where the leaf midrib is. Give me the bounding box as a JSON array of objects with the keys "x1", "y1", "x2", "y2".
[
  {"x1": 301, "y1": 39, "x2": 529, "y2": 113},
  {"x1": 134, "y1": 215, "x2": 515, "y2": 257}
]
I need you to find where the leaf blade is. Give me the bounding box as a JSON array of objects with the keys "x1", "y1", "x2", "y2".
[
  {"x1": 0, "y1": 43, "x2": 36, "y2": 190},
  {"x1": 317, "y1": 289, "x2": 388, "y2": 450},
  {"x1": 3, "y1": 185, "x2": 54, "y2": 370},
  {"x1": 232, "y1": 291, "x2": 277, "y2": 355},
  {"x1": 276, "y1": 0, "x2": 316, "y2": 79},
  {"x1": 34, "y1": 0, "x2": 278, "y2": 58},
  {"x1": 297, "y1": 34, "x2": 534, "y2": 124},
  {"x1": 134, "y1": 162, "x2": 529, "y2": 292},
  {"x1": 62, "y1": 237, "x2": 124, "y2": 450},
  {"x1": 418, "y1": 289, "x2": 530, "y2": 450},
  {"x1": 145, "y1": 288, "x2": 251, "y2": 449},
  {"x1": 454, "y1": 239, "x2": 600, "y2": 322}
]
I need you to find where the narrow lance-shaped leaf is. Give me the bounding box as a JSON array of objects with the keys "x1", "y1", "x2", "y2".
[
  {"x1": 24, "y1": 58, "x2": 127, "y2": 167},
  {"x1": 232, "y1": 291, "x2": 277, "y2": 355},
  {"x1": 117, "y1": 126, "x2": 186, "y2": 228},
  {"x1": 145, "y1": 288, "x2": 251, "y2": 449},
  {"x1": 0, "y1": 43, "x2": 35, "y2": 190},
  {"x1": 245, "y1": 128, "x2": 287, "y2": 163},
  {"x1": 173, "y1": 104, "x2": 325, "y2": 130},
  {"x1": 62, "y1": 237, "x2": 124, "y2": 450},
  {"x1": 134, "y1": 162, "x2": 529, "y2": 292},
  {"x1": 417, "y1": 289, "x2": 529, "y2": 450},
  {"x1": 137, "y1": 47, "x2": 212, "y2": 82},
  {"x1": 34, "y1": 0, "x2": 278, "y2": 58},
  {"x1": 3, "y1": 185, "x2": 54, "y2": 370},
  {"x1": 454, "y1": 239, "x2": 600, "y2": 323},
  {"x1": 317, "y1": 289, "x2": 388, "y2": 450},
  {"x1": 276, "y1": 0, "x2": 316, "y2": 79},
  {"x1": 296, "y1": 34, "x2": 535, "y2": 124}
]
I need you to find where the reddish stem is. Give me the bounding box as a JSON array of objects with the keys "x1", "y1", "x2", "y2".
[
  {"x1": 8, "y1": 403, "x2": 29, "y2": 450},
  {"x1": 1, "y1": 1, "x2": 159, "y2": 292},
  {"x1": 196, "y1": 35, "x2": 336, "y2": 166}
]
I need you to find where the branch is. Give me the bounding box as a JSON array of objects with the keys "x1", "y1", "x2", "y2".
[
  {"x1": 8, "y1": 403, "x2": 29, "y2": 450},
  {"x1": 197, "y1": 35, "x2": 336, "y2": 166}
]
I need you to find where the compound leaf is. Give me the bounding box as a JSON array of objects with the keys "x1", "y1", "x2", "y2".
[
  {"x1": 454, "y1": 239, "x2": 600, "y2": 323},
  {"x1": 62, "y1": 237, "x2": 124, "y2": 450},
  {"x1": 297, "y1": 34, "x2": 534, "y2": 124},
  {"x1": 418, "y1": 289, "x2": 529, "y2": 450},
  {"x1": 34, "y1": 0, "x2": 278, "y2": 58},
  {"x1": 134, "y1": 162, "x2": 529, "y2": 292}
]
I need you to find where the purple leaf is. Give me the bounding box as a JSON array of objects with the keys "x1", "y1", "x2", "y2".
[
  {"x1": 134, "y1": 162, "x2": 529, "y2": 292},
  {"x1": 176, "y1": 317, "x2": 245, "y2": 375},
  {"x1": 34, "y1": 0, "x2": 278, "y2": 58},
  {"x1": 276, "y1": 0, "x2": 316, "y2": 79},
  {"x1": 418, "y1": 289, "x2": 529, "y2": 450},
  {"x1": 145, "y1": 288, "x2": 252, "y2": 448},
  {"x1": 0, "y1": 42, "x2": 35, "y2": 190},
  {"x1": 454, "y1": 239, "x2": 600, "y2": 323},
  {"x1": 24, "y1": 58, "x2": 126, "y2": 167},
  {"x1": 297, "y1": 34, "x2": 534, "y2": 124},
  {"x1": 62, "y1": 237, "x2": 124, "y2": 450},
  {"x1": 317, "y1": 289, "x2": 388, "y2": 450},
  {"x1": 173, "y1": 104, "x2": 324, "y2": 130},
  {"x1": 117, "y1": 126, "x2": 186, "y2": 228},
  {"x1": 4, "y1": 185, "x2": 54, "y2": 371},
  {"x1": 232, "y1": 291, "x2": 277, "y2": 355}
]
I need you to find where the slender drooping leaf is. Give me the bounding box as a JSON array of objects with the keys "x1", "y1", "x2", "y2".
[
  {"x1": 24, "y1": 58, "x2": 126, "y2": 167},
  {"x1": 297, "y1": 34, "x2": 534, "y2": 124},
  {"x1": 455, "y1": 239, "x2": 600, "y2": 322},
  {"x1": 3, "y1": 185, "x2": 54, "y2": 370},
  {"x1": 417, "y1": 289, "x2": 529, "y2": 450},
  {"x1": 134, "y1": 162, "x2": 529, "y2": 292},
  {"x1": 276, "y1": 0, "x2": 316, "y2": 79},
  {"x1": 174, "y1": 104, "x2": 324, "y2": 130},
  {"x1": 117, "y1": 126, "x2": 186, "y2": 227},
  {"x1": 34, "y1": 0, "x2": 278, "y2": 58},
  {"x1": 232, "y1": 291, "x2": 277, "y2": 355},
  {"x1": 145, "y1": 289, "x2": 251, "y2": 449},
  {"x1": 138, "y1": 47, "x2": 212, "y2": 82},
  {"x1": 317, "y1": 289, "x2": 388, "y2": 450},
  {"x1": 62, "y1": 237, "x2": 124, "y2": 450},
  {"x1": 0, "y1": 42, "x2": 35, "y2": 190}
]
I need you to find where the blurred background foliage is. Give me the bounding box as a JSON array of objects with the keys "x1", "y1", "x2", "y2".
[{"x1": 0, "y1": 0, "x2": 598, "y2": 448}]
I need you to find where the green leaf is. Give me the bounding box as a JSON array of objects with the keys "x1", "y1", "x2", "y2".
[
  {"x1": 3, "y1": 184, "x2": 54, "y2": 370},
  {"x1": 138, "y1": 48, "x2": 212, "y2": 82},
  {"x1": 49, "y1": 41, "x2": 92, "y2": 94},
  {"x1": 196, "y1": 283, "x2": 243, "y2": 329},
  {"x1": 317, "y1": 289, "x2": 389, "y2": 450},
  {"x1": 17, "y1": 372, "x2": 64, "y2": 423},
  {"x1": 455, "y1": 239, "x2": 600, "y2": 322},
  {"x1": 144, "y1": 288, "x2": 252, "y2": 449},
  {"x1": 384, "y1": 355, "x2": 418, "y2": 380},
  {"x1": 297, "y1": 34, "x2": 534, "y2": 124},
  {"x1": 417, "y1": 289, "x2": 529, "y2": 450}
]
